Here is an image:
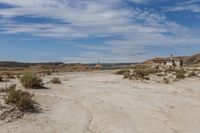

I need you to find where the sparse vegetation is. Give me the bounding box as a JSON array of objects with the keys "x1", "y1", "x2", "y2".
[
  {"x1": 4, "y1": 86, "x2": 35, "y2": 111},
  {"x1": 143, "y1": 76, "x2": 150, "y2": 80},
  {"x1": 157, "y1": 73, "x2": 164, "y2": 77},
  {"x1": 176, "y1": 72, "x2": 185, "y2": 79},
  {"x1": 164, "y1": 68, "x2": 174, "y2": 73},
  {"x1": 188, "y1": 72, "x2": 196, "y2": 77},
  {"x1": 115, "y1": 69, "x2": 132, "y2": 79},
  {"x1": 50, "y1": 77, "x2": 61, "y2": 84},
  {"x1": 133, "y1": 69, "x2": 149, "y2": 77},
  {"x1": 0, "y1": 84, "x2": 16, "y2": 93},
  {"x1": 115, "y1": 69, "x2": 131, "y2": 75},
  {"x1": 20, "y1": 73, "x2": 43, "y2": 88},
  {"x1": 175, "y1": 69, "x2": 185, "y2": 74},
  {"x1": 115, "y1": 66, "x2": 197, "y2": 82},
  {"x1": 6, "y1": 73, "x2": 16, "y2": 79},
  {"x1": 0, "y1": 76, "x2": 3, "y2": 82},
  {"x1": 163, "y1": 77, "x2": 169, "y2": 84},
  {"x1": 37, "y1": 70, "x2": 52, "y2": 76}
]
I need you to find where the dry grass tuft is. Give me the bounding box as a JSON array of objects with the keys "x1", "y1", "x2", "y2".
[
  {"x1": 3, "y1": 85, "x2": 35, "y2": 111},
  {"x1": 50, "y1": 77, "x2": 61, "y2": 84},
  {"x1": 163, "y1": 77, "x2": 169, "y2": 84},
  {"x1": 20, "y1": 73, "x2": 43, "y2": 89},
  {"x1": 188, "y1": 72, "x2": 196, "y2": 77},
  {"x1": 176, "y1": 70, "x2": 185, "y2": 79}
]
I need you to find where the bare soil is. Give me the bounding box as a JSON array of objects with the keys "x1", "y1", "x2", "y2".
[{"x1": 0, "y1": 70, "x2": 200, "y2": 133}]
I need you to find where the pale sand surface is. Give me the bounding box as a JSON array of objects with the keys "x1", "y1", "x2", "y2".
[{"x1": 1, "y1": 70, "x2": 200, "y2": 133}]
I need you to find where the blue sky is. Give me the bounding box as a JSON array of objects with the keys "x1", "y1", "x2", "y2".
[{"x1": 0, "y1": 0, "x2": 200, "y2": 63}]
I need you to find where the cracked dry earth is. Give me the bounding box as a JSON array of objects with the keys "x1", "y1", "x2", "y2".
[{"x1": 1, "y1": 71, "x2": 200, "y2": 133}]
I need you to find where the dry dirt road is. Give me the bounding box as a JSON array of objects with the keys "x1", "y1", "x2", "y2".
[{"x1": 1, "y1": 71, "x2": 200, "y2": 133}]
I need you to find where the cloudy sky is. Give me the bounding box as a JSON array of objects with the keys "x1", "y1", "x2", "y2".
[{"x1": 0, "y1": 0, "x2": 200, "y2": 63}]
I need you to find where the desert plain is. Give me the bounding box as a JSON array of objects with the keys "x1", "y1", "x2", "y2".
[{"x1": 0, "y1": 70, "x2": 200, "y2": 133}]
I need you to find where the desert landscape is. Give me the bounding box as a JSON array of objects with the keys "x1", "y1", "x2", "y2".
[
  {"x1": 0, "y1": 53, "x2": 200, "y2": 133},
  {"x1": 0, "y1": 0, "x2": 200, "y2": 132}
]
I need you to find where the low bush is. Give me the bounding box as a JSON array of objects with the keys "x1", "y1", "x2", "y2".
[
  {"x1": 157, "y1": 73, "x2": 164, "y2": 77},
  {"x1": 163, "y1": 77, "x2": 169, "y2": 84},
  {"x1": 115, "y1": 69, "x2": 130, "y2": 75},
  {"x1": 50, "y1": 77, "x2": 61, "y2": 84},
  {"x1": 20, "y1": 73, "x2": 43, "y2": 88},
  {"x1": 0, "y1": 76, "x2": 3, "y2": 82},
  {"x1": 192, "y1": 68, "x2": 199, "y2": 72},
  {"x1": 0, "y1": 84, "x2": 16, "y2": 93},
  {"x1": 134, "y1": 69, "x2": 149, "y2": 77},
  {"x1": 6, "y1": 73, "x2": 16, "y2": 79},
  {"x1": 175, "y1": 69, "x2": 186, "y2": 79},
  {"x1": 175, "y1": 69, "x2": 185, "y2": 74},
  {"x1": 142, "y1": 76, "x2": 150, "y2": 80},
  {"x1": 164, "y1": 68, "x2": 174, "y2": 73},
  {"x1": 188, "y1": 72, "x2": 196, "y2": 77},
  {"x1": 176, "y1": 72, "x2": 185, "y2": 79},
  {"x1": 146, "y1": 68, "x2": 161, "y2": 74},
  {"x1": 123, "y1": 73, "x2": 132, "y2": 79},
  {"x1": 115, "y1": 69, "x2": 132, "y2": 79},
  {"x1": 4, "y1": 86, "x2": 34, "y2": 111},
  {"x1": 132, "y1": 69, "x2": 152, "y2": 80}
]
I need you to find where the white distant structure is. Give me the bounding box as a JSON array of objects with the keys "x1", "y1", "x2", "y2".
[{"x1": 152, "y1": 54, "x2": 184, "y2": 68}]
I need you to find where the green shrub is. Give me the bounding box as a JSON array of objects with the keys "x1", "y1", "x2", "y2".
[
  {"x1": 132, "y1": 69, "x2": 152, "y2": 80},
  {"x1": 176, "y1": 72, "x2": 185, "y2": 79},
  {"x1": 115, "y1": 69, "x2": 133, "y2": 79},
  {"x1": 157, "y1": 73, "x2": 164, "y2": 77},
  {"x1": 143, "y1": 76, "x2": 150, "y2": 80},
  {"x1": 164, "y1": 68, "x2": 174, "y2": 73},
  {"x1": 123, "y1": 73, "x2": 132, "y2": 79},
  {"x1": 20, "y1": 73, "x2": 43, "y2": 88},
  {"x1": 0, "y1": 76, "x2": 3, "y2": 82},
  {"x1": 115, "y1": 69, "x2": 131, "y2": 75},
  {"x1": 175, "y1": 69, "x2": 186, "y2": 79},
  {"x1": 4, "y1": 87, "x2": 34, "y2": 111},
  {"x1": 175, "y1": 69, "x2": 185, "y2": 74},
  {"x1": 146, "y1": 68, "x2": 161, "y2": 74},
  {"x1": 134, "y1": 69, "x2": 149, "y2": 77},
  {"x1": 50, "y1": 77, "x2": 61, "y2": 84},
  {"x1": 188, "y1": 72, "x2": 196, "y2": 77},
  {"x1": 0, "y1": 84, "x2": 16, "y2": 93},
  {"x1": 6, "y1": 73, "x2": 16, "y2": 79},
  {"x1": 163, "y1": 77, "x2": 169, "y2": 84}
]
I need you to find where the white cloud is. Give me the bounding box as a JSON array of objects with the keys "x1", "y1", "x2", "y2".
[
  {"x1": 129, "y1": 0, "x2": 146, "y2": 4},
  {"x1": 165, "y1": 0, "x2": 200, "y2": 13},
  {"x1": 0, "y1": 0, "x2": 199, "y2": 63}
]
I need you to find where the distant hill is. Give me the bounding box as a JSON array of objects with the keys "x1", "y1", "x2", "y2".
[
  {"x1": 185, "y1": 54, "x2": 200, "y2": 65},
  {"x1": 0, "y1": 61, "x2": 64, "y2": 67},
  {"x1": 88, "y1": 63, "x2": 138, "y2": 69},
  {"x1": 0, "y1": 61, "x2": 137, "y2": 69}
]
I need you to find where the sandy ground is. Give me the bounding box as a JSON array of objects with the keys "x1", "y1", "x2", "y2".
[{"x1": 1, "y1": 70, "x2": 200, "y2": 133}]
